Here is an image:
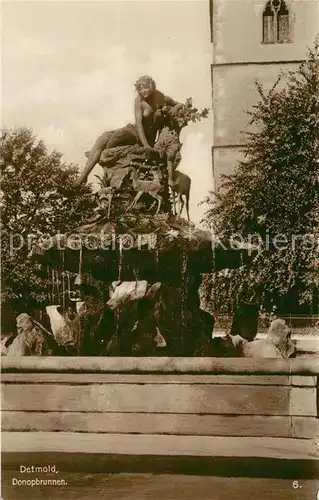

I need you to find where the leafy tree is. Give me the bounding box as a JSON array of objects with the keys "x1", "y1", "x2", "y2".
[
  {"x1": 1, "y1": 127, "x2": 94, "y2": 310},
  {"x1": 202, "y1": 40, "x2": 319, "y2": 314}
]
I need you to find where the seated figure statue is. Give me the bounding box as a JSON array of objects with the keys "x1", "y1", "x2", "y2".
[
  {"x1": 77, "y1": 75, "x2": 179, "y2": 185},
  {"x1": 195, "y1": 317, "x2": 296, "y2": 359},
  {"x1": 242, "y1": 318, "x2": 296, "y2": 358},
  {"x1": 77, "y1": 92, "x2": 208, "y2": 219}
]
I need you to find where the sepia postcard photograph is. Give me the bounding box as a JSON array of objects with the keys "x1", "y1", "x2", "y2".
[{"x1": 1, "y1": 0, "x2": 319, "y2": 498}]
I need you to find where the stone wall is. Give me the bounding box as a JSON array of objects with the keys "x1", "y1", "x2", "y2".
[{"x1": 2, "y1": 358, "x2": 318, "y2": 468}]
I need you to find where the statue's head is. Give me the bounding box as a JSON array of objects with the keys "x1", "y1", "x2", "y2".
[
  {"x1": 267, "y1": 318, "x2": 296, "y2": 358},
  {"x1": 158, "y1": 103, "x2": 189, "y2": 131},
  {"x1": 135, "y1": 75, "x2": 156, "y2": 99},
  {"x1": 16, "y1": 313, "x2": 34, "y2": 333}
]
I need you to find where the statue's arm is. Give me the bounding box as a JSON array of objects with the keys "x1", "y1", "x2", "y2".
[{"x1": 134, "y1": 96, "x2": 151, "y2": 149}]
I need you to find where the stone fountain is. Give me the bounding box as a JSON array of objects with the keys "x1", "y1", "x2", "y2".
[{"x1": 30, "y1": 103, "x2": 246, "y2": 356}]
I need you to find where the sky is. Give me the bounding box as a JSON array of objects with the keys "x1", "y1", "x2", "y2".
[{"x1": 2, "y1": 0, "x2": 214, "y2": 224}]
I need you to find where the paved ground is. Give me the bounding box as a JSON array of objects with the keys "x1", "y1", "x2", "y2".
[{"x1": 2, "y1": 472, "x2": 319, "y2": 500}]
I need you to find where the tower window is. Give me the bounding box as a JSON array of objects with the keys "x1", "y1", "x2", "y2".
[{"x1": 263, "y1": 0, "x2": 291, "y2": 44}]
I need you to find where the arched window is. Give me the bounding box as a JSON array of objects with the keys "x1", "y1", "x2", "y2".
[
  {"x1": 263, "y1": 2, "x2": 275, "y2": 44},
  {"x1": 263, "y1": 0, "x2": 291, "y2": 44},
  {"x1": 278, "y1": 1, "x2": 290, "y2": 42}
]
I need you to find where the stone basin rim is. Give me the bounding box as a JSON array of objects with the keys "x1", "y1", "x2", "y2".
[{"x1": 1, "y1": 357, "x2": 318, "y2": 375}]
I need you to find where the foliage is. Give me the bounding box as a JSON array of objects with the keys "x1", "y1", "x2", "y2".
[
  {"x1": 179, "y1": 97, "x2": 210, "y2": 123},
  {"x1": 202, "y1": 40, "x2": 319, "y2": 314},
  {"x1": 160, "y1": 97, "x2": 209, "y2": 126},
  {"x1": 1, "y1": 127, "x2": 95, "y2": 309}
]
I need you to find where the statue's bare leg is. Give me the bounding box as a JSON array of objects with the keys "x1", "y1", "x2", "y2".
[
  {"x1": 167, "y1": 161, "x2": 174, "y2": 186},
  {"x1": 106, "y1": 126, "x2": 138, "y2": 148},
  {"x1": 78, "y1": 126, "x2": 139, "y2": 185},
  {"x1": 78, "y1": 132, "x2": 110, "y2": 184}
]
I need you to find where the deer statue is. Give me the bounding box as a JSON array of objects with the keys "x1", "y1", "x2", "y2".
[
  {"x1": 95, "y1": 186, "x2": 113, "y2": 219},
  {"x1": 170, "y1": 171, "x2": 191, "y2": 221},
  {"x1": 154, "y1": 104, "x2": 193, "y2": 220},
  {"x1": 128, "y1": 167, "x2": 163, "y2": 214},
  {"x1": 92, "y1": 174, "x2": 114, "y2": 219}
]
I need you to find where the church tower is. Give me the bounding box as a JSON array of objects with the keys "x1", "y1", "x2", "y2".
[{"x1": 210, "y1": 0, "x2": 319, "y2": 189}]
